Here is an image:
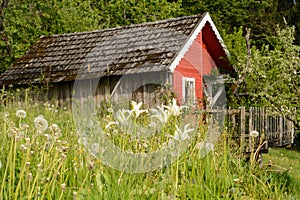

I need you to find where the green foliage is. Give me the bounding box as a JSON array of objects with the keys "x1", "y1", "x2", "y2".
[
  {"x1": 224, "y1": 25, "x2": 300, "y2": 130},
  {"x1": 91, "y1": 0, "x2": 182, "y2": 28},
  {"x1": 0, "y1": 0, "x2": 101, "y2": 73},
  {"x1": 1, "y1": 0, "x2": 299, "y2": 73},
  {"x1": 0, "y1": 0, "x2": 182, "y2": 72}
]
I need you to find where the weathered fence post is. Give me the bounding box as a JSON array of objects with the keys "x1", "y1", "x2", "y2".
[
  {"x1": 240, "y1": 106, "x2": 246, "y2": 148},
  {"x1": 279, "y1": 116, "x2": 283, "y2": 146},
  {"x1": 249, "y1": 107, "x2": 253, "y2": 151}
]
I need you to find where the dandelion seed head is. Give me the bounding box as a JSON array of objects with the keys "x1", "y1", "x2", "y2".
[
  {"x1": 61, "y1": 183, "x2": 66, "y2": 191},
  {"x1": 73, "y1": 191, "x2": 78, "y2": 199},
  {"x1": 34, "y1": 115, "x2": 48, "y2": 131},
  {"x1": 250, "y1": 130, "x2": 259, "y2": 138},
  {"x1": 20, "y1": 144, "x2": 27, "y2": 152},
  {"x1": 61, "y1": 153, "x2": 67, "y2": 160},
  {"x1": 15, "y1": 136, "x2": 22, "y2": 142},
  {"x1": 88, "y1": 161, "x2": 94, "y2": 170},
  {"x1": 50, "y1": 124, "x2": 61, "y2": 136},
  {"x1": 16, "y1": 110, "x2": 26, "y2": 118},
  {"x1": 20, "y1": 123, "x2": 29, "y2": 130},
  {"x1": 28, "y1": 172, "x2": 33, "y2": 181}
]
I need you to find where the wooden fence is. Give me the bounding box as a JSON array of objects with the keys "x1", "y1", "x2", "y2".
[{"x1": 224, "y1": 106, "x2": 294, "y2": 153}]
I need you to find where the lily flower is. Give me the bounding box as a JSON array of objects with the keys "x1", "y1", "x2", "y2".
[
  {"x1": 131, "y1": 101, "x2": 148, "y2": 118},
  {"x1": 164, "y1": 98, "x2": 188, "y2": 117},
  {"x1": 115, "y1": 109, "x2": 132, "y2": 127},
  {"x1": 171, "y1": 124, "x2": 194, "y2": 142},
  {"x1": 150, "y1": 105, "x2": 169, "y2": 125}
]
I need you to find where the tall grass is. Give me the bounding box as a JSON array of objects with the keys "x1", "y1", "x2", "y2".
[{"x1": 0, "y1": 96, "x2": 297, "y2": 199}]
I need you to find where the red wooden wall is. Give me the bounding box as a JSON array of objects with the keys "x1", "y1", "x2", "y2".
[{"x1": 173, "y1": 23, "x2": 221, "y2": 106}]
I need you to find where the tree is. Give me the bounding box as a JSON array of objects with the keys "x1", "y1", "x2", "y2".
[
  {"x1": 0, "y1": 0, "x2": 101, "y2": 73},
  {"x1": 224, "y1": 25, "x2": 300, "y2": 130},
  {"x1": 0, "y1": 0, "x2": 182, "y2": 72}
]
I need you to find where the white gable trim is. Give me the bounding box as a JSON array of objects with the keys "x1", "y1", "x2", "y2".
[{"x1": 169, "y1": 12, "x2": 229, "y2": 73}]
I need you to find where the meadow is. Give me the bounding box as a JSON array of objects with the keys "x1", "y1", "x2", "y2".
[{"x1": 0, "y1": 97, "x2": 299, "y2": 199}]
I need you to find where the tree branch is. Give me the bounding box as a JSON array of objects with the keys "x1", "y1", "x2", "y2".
[{"x1": 233, "y1": 27, "x2": 251, "y2": 96}]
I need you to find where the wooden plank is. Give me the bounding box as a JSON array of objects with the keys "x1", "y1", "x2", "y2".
[
  {"x1": 279, "y1": 116, "x2": 283, "y2": 147},
  {"x1": 249, "y1": 107, "x2": 253, "y2": 151},
  {"x1": 240, "y1": 106, "x2": 246, "y2": 148}
]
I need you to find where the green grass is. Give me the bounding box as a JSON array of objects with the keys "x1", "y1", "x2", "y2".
[
  {"x1": 264, "y1": 147, "x2": 300, "y2": 198},
  {"x1": 0, "y1": 99, "x2": 298, "y2": 199}
]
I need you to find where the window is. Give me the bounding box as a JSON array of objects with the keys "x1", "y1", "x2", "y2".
[{"x1": 182, "y1": 77, "x2": 195, "y2": 106}]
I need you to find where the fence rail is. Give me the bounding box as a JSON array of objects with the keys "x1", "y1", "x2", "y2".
[{"x1": 222, "y1": 106, "x2": 294, "y2": 153}]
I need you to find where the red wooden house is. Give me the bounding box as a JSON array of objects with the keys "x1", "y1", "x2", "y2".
[{"x1": 0, "y1": 12, "x2": 234, "y2": 107}]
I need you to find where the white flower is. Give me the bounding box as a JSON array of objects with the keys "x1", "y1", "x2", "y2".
[
  {"x1": 171, "y1": 124, "x2": 194, "y2": 142},
  {"x1": 131, "y1": 101, "x2": 148, "y2": 118},
  {"x1": 16, "y1": 110, "x2": 26, "y2": 118},
  {"x1": 50, "y1": 124, "x2": 60, "y2": 132},
  {"x1": 25, "y1": 137, "x2": 31, "y2": 144},
  {"x1": 164, "y1": 98, "x2": 188, "y2": 117},
  {"x1": 0, "y1": 161, "x2": 2, "y2": 169},
  {"x1": 150, "y1": 105, "x2": 169, "y2": 125},
  {"x1": 20, "y1": 123, "x2": 29, "y2": 130},
  {"x1": 61, "y1": 183, "x2": 66, "y2": 191},
  {"x1": 50, "y1": 124, "x2": 62, "y2": 138},
  {"x1": 34, "y1": 115, "x2": 48, "y2": 131},
  {"x1": 115, "y1": 109, "x2": 132, "y2": 126},
  {"x1": 28, "y1": 173, "x2": 33, "y2": 181},
  {"x1": 249, "y1": 130, "x2": 259, "y2": 138},
  {"x1": 108, "y1": 107, "x2": 114, "y2": 113}
]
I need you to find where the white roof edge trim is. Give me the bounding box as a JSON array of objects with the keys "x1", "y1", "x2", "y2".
[{"x1": 169, "y1": 12, "x2": 230, "y2": 73}]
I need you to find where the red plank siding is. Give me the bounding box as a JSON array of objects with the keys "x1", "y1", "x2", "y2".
[{"x1": 173, "y1": 27, "x2": 218, "y2": 106}]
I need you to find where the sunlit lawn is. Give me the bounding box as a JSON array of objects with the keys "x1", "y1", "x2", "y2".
[{"x1": 264, "y1": 147, "x2": 300, "y2": 198}]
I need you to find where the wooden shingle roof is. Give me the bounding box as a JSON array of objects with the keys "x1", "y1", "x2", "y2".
[{"x1": 0, "y1": 13, "x2": 230, "y2": 86}]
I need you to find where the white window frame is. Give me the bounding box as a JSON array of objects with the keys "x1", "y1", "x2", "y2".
[{"x1": 182, "y1": 77, "x2": 196, "y2": 106}]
